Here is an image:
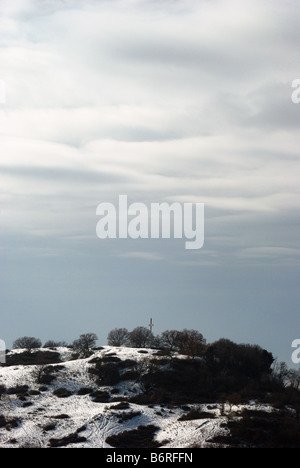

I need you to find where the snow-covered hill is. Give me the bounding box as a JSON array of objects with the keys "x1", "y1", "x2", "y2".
[{"x1": 0, "y1": 347, "x2": 274, "y2": 448}]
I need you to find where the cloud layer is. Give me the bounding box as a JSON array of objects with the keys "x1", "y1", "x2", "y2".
[{"x1": 1, "y1": 0, "x2": 300, "y2": 362}]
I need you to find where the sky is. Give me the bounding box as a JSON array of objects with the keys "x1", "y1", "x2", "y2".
[{"x1": 0, "y1": 0, "x2": 300, "y2": 366}]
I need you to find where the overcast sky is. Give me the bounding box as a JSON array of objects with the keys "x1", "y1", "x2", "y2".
[{"x1": 1, "y1": 0, "x2": 300, "y2": 365}]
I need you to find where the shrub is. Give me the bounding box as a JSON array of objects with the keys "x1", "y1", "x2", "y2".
[
  {"x1": 89, "y1": 362, "x2": 121, "y2": 386},
  {"x1": 117, "y1": 410, "x2": 142, "y2": 423},
  {"x1": 77, "y1": 387, "x2": 94, "y2": 395},
  {"x1": 6, "y1": 350, "x2": 61, "y2": 366},
  {"x1": 49, "y1": 433, "x2": 87, "y2": 448},
  {"x1": 34, "y1": 365, "x2": 58, "y2": 385},
  {"x1": 91, "y1": 390, "x2": 110, "y2": 403},
  {"x1": 7, "y1": 385, "x2": 29, "y2": 396},
  {"x1": 120, "y1": 370, "x2": 140, "y2": 381},
  {"x1": 209, "y1": 408, "x2": 300, "y2": 448},
  {"x1": 22, "y1": 401, "x2": 33, "y2": 408},
  {"x1": 106, "y1": 425, "x2": 160, "y2": 448},
  {"x1": 0, "y1": 415, "x2": 19, "y2": 429},
  {"x1": 53, "y1": 388, "x2": 73, "y2": 398},
  {"x1": 43, "y1": 340, "x2": 68, "y2": 348},
  {"x1": 111, "y1": 402, "x2": 130, "y2": 410},
  {"x1": 102, "y1": 356, "x2": 121, "y2": 363},
  {"x1": 178, "y1": 409, "x2": 215, "y2": 421},
  {"x1": 43, "y1": 423, "x2": 56, "y2": 432},
  {"x1": 0, "y1": 385, "x2": 6, "y2": 399}
]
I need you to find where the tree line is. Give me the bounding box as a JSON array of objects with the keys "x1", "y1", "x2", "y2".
[
  {"x1": 9, "y1": 329, "x2": 300, "y2": 390},
  {"x1": 107, "y1": 327, "x2": 206, "y2": 357}
]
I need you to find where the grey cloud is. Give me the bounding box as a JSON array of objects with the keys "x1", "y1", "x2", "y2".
[
  {"x1": 0, "y1": 164, "x2": 132, "y2": 185},
  {"x1": 1, "y1": 0, "x2": 300, "y2": 365}
]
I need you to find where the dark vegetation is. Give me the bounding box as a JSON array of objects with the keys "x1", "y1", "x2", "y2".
[
  {"x1": 53, "y1": 388, "x2": 73, "y2": 398},
  {"x1": 107, "y1": 327, "x2": 206, "y2": 357},
  {"x1": 48, "y1": 432, "x2": 87, "y2": 448},
  {"x1": 105, "y1": 425, "x2": 161, "y2": 448},
  {"x1": 6, "y1": 350, "x2": 62, "y2": 366},
  {"x1": 2, "y1": 329, "x2": 300, "y2": 448},
  {"x1": 209, "y1": 408, "x2": 300, "y2": 448},
  {"x1": 6, "y1": 330, "x2": 299, "y2": 411},
  {"x1": 178, "y1": 409, "x2": 216, "y2": 421}
]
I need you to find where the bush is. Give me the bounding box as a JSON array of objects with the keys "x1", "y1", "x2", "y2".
[
  {"x1": 0, "y1": 415, "x2": 19, "y2": 430},
  {"x1": 52, "y1": 414, "x2": 70, "y2": 419},
  {"x1": 43, "y1": 423, "x2": 56, "y2": 432},
  {"x1": 91, "y1": 390, "x2": 110, "y2": 403},
  {"x1": 77, "y1": 387, "x2": 94, "y2": 395},
  {"x1": 209, "y1": 408, "x2": 300, "y2": 448},
  {"x1": 116, "y1": 410, "x2": 142, "y2": 423},
  {"x1": 0, "y1": 385, "x2": 6, "y2": 399},
  {"x1": 106, "y1": 425, "x2": 160, "y2": 448},
  {"x1": 111, "y1": 402, "x2": 130, "y2": 410},
  {"x1": 22, "y1": 401, "x2": 33, "y2": 408},
  {"x1": 49, "y1": 433, "x2": 87, "y2": 448},
  {"x1": 178, "y1": 409, "x2": 215, "y2": 421},
  {"x1": 7, "y1": 385, "x2": 29, "y2": 396},
  {"x1": 43, "y1": 340, "x2": 68, "y2": 348},
  {"x1": 53, "y1": 388, "x2": 73, "y2": 398},
  {"x1": 120, "y1": 370, "x2": 140, "y2": 381},
  {"x1": 6, "y1": 350, "x2": 61, "y2": 366},
  {"x1": 34, "y1": 365, "x2": 60, "y2": 385},
  {"x1": 89, "y1": 362, "x2": 121, "y2": 386}
]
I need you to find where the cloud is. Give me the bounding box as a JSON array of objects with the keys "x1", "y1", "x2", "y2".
[
  {"x1": 0, "y1": 0, "x2": 299, "y2": 266},
  {"x1": 118, "y1": 251, "x2": 165, "y2": 261}
]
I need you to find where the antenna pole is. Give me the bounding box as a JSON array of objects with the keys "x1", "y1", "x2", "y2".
[{"x1": 148, "y1": 318, "x2": 154, "y2": 347}]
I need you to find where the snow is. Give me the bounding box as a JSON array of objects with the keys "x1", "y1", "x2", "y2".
[{"x1": 0, "y1": 346, "x2": 273, "y2": 448}]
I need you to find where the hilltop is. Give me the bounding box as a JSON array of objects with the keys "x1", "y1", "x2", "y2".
[{"x1": 0, "y1": 346, "x2": 299, "y2": 448}]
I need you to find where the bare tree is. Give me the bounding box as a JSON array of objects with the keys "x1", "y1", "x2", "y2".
[
  {"x1": 72, "y1": 333, "x2": 98, "y2": 357},
  {"x1": 13, "y1": 337, "x2": 42, "y2": 350},
  {"x1": 43, "y1": 340, "x2": 68, "y2": 348},
  {"x1": 128, "y1": 327, "x2": 152, "y2": 348},
  {"x1": 272, "y1": 359, "x2": 291, "y2": 387},
  {"x1": 178, "y1": 329, "x2": 206, "y2": 358},
  {"x1": 160, "y1": 329, "x2": 206, "y2": 357},
  {"x1": 289, "y1": 368, "x2": 300, "y2": 390},
  {"x1": 160, "y1": 330, "x2": 182, "y2": 351},
  {"x1": 107, "y1": 328, "x2": 129, "y2": 347}
]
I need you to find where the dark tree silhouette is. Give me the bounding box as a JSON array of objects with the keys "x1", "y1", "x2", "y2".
[
  {"x1": 107, "y1": 328, "x2": 129, "y2": 347},
  {"x1": 72, "y1": 333, "x2": 98, "y2": 357},
  {"x1": 13, "y1": 337, "x2": 42, "y2": 350}
]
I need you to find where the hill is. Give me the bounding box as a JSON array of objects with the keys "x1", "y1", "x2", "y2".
[{"x1": 0, "y1": 346, "x2": 299, "y2": 448}]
